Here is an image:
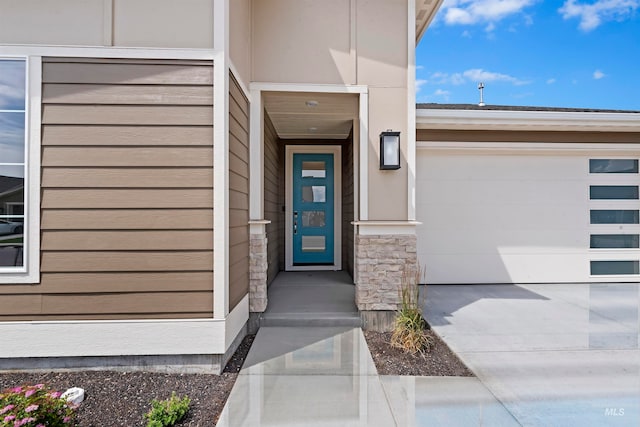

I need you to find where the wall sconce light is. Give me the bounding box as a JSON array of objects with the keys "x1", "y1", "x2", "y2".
[{"x1": 379, "y1": 130, "x2": 400, "y2": 170}]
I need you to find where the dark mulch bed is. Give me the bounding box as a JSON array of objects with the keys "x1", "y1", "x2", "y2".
[
  {"x1": 0, "y1": 334, "x2": 255, "y2": 427},
  {"x1": 364, "y1": 329, "x2": 474, "y2": 377}
]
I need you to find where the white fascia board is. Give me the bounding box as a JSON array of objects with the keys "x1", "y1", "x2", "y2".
[
  {"x1": 416, "y1": 108, "x2": 640, "y2": 132},
  {"x1": 0, "y1": 295, "x2": 249, "y2": 358}
]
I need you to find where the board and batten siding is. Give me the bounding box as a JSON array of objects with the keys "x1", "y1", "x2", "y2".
[
  {"x1": 228, "y1": 74, "x2": 250, "y2": 310},
  {"x1": 0, "y1": 58, "x2": 215, "y2": 321}
]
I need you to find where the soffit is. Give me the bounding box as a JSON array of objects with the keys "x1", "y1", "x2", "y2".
[
  {"x1": 416, "y1": 0, "x2": 444, "y2": 43},
  {"x1": 263, "y1": 91, "x2": 358, "y2": 139}
]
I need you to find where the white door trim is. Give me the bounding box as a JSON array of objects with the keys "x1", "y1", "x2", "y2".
[{"x1": 285, "y1": 145, "x2": 342, "y2": 271}]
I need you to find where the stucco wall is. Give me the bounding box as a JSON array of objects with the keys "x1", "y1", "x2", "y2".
[
  {"x1": 0, "y1": 0, "x2": 214, "y2": 48},
  {"x1": 252, "y1": 0, "x2": 410, "y2": 221}
]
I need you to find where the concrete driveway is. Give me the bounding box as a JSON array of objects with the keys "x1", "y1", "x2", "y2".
[{"x1": 424, "y1": 283, "x2": 640, "y2": 427}]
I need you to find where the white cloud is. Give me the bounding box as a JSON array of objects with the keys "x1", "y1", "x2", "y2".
[
  {"x1": 461, "y1": 30, "x2": 472, "y2": 37},
  {"x1": 443, "y1": 0, "x2": 536, "y2": 25},
  {"x1": 593, "y1": 69, "x2": 606, "y2": 79},
  {"x1": 559, "y1": 0, "x2": 639, "y2": 31},
  {"x1": 416, "y1": 79, "x2": 428, "y2": 92},
  {"x1": 485, "y1": 22, "x2": 497, "y2": 32},
  {"x1": 426, "y1": 68, "x2": 530, "y2": 86},
  {"x1": 547, "y1": 78, "x2": 557, "y2": 84},
  {"x1": 433, "y1": 89, "x2": 451, "y2": 100},
  {"x1": 465, "y1": 68, "x2": 531, "y2": 85}
]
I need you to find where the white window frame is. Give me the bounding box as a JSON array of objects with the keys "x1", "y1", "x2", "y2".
[{"x1": 0, "y1": 55, "x2": 41, "y2": 283}]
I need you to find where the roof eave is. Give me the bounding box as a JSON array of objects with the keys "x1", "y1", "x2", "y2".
[
  {"x1": 415, "y1": 0, "x2": 444, "y2": 44},
  {"x1": 416, "y1": 108, "x2": 640, "y2": 132}
]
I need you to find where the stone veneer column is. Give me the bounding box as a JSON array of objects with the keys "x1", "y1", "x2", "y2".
[
  {"x1": 355, "y1": 234, "x2": 417, "y2": 311},
  {"x1": 248, "y1": 229, "x2": 268, "y2": 313}
]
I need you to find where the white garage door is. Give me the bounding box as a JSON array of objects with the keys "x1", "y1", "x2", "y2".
[{"x1": 416, "y1": 149, "x2": 640, "y2": 284}]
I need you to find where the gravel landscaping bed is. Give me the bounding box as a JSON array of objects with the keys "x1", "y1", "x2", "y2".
[
  {"x1": 0, "y1": 334, "x2": 255, "y2": 427},
  {"x1": 364, "y1": 329, "x2": 474, "y2": 377},
  {"x1": 1, "y1": 327, "x2": 472, "y2": 426}
]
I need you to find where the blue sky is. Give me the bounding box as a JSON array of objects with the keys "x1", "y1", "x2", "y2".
[{"x1": 417, "y1": 0, "x2": 640, "y2": 110}]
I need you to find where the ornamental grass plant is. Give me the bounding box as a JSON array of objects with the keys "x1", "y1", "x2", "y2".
[
  {"x1": 0, "y1": 384, "x2": 77, "y2": 427},
  {"x1": 390, "y1": 263, "x2": 434, "y2": 355}
]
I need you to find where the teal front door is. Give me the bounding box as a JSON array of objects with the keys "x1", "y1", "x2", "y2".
[{"x1": 292, "y1": 153, "x2": 334, "y2": 265}]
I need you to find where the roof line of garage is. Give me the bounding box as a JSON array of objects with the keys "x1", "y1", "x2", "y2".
[{"x1": 416, "y1": 107, "x2": 640, "y2": 132}]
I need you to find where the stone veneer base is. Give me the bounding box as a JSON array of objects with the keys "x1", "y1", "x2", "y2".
[
  {"x1": 249, "y1": 233, "x2": 268, "y2": 312},
  {"x1": 355, "y1": 234, "x2": 417, "y2": 311}
]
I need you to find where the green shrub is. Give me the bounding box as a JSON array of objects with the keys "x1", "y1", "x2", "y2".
[
  {"x1": 390, "y1": 264, "x2": 434, "y2": 355},
  {"x1": 0, "y1": 383, "x2": 77, "y2": 427},
  {"x1": 144, "y1": 392, "x2": 191, "y2": 427}
]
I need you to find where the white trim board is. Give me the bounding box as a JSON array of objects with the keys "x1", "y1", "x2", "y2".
[
  {"x1": 354, "y1": 221, "x2": 419, "y2": 236},
  {"x1": 212, "y1": 49, "x2": 229, "y2": 319},
  {"x1": 407, "y1": 0, "x2": 417, "y2": 222},
  {"x1": 0, "y1": 295, "x2": 248, "y2": 359},
  {"x1": 0, "y1": 45, "x2": 217, "y2": 60},
  {"x1": 416, "y1": 108, "x2": 640, "y2": 132},
  {"x1": 285, "y1": 145, "x2": 342, "y2": 271},
  {"x1": 0, "y1": 55, "x2": 41, "y2": 284},
  {"x1": 250, "y1": 82, "x2": 368, "y2": 94}
]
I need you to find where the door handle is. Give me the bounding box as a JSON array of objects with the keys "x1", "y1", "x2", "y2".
[{"x1": 293, "y1": 211, "x2": 298, "y2": 235}]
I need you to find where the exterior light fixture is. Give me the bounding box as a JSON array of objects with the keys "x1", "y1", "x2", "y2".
[{"x1": 379, "y1": 130, "x2": 400, "y2": 170}]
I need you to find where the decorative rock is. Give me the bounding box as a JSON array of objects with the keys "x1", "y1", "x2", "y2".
[{"x1": 61, "y1": 387, "x2": 85, "y2": 405}]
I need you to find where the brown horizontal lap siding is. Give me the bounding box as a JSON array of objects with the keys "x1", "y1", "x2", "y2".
[
  {"x1": 0, "y1": 58, "x2": 215, "y2": 321},
  {"x1": 264, "y1": 112, "x2": 281, "y2": 284},
  {"x1": 228, "y1": 73, "x2": 250, "y2": 311}
]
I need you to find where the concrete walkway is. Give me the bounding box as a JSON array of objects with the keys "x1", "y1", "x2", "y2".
[
  {"x1": 217, "y1": 326, "x2": 516, "y2": 426},
  {"x1": 259, "y1": 271, "x2": 361, "y2": 327},
  {"x1": 424, "y1": 283, "x2": 640, "y2": 427}
]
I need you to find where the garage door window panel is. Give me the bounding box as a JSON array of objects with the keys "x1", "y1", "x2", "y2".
[
  {"x1": 590, "y1": 186, "x2": 639, "y2": 200},
  {"x1": 590, "y1": 234, "x2": 640, "y2": 249},
  {"x1": 591, "y1": 210, "x2": 640, "y2": 224},
  {"x1": 589, "y1": 159, "x2": 639, "y2": 174},
  {"x1": 591, "y1": 261, "x2": 640, "y2": 275}
]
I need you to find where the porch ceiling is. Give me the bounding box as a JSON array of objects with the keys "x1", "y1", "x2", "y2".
[{"x1": 263, "y1": 91, "x2": 358, "y2": 140}]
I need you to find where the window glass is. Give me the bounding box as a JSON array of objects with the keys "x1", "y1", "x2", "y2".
[
  {"x1": 591, "y1": 261, "x2": 639, "y2": 275},
  {"x1": 302, "y1": 186, "x2": 326, "y2": 203},
  {"x1": 301, "y1": 236, "x2": 325, "y2": 252},
  {"x1": 590, "y1": 235, "x2": 639, "y2": 249},
  {"x1": 302, "y1": 211, "x2": 326, "y2": 227},
  {"x1": 0, "y1": 59, "x2": 26, "y2": 269},
  {"x1": 590, "y1": 210, "x2": 640, "y2": 224},
  {"x1": 589, "y1": 159, "x2": 638, "y2": 174},
  {"x1": 301, "y1": 161, "x2": 326, "y2": 178},
  {"x1": 590, "y1": 186, "x2": 639, "y2": 200}
]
